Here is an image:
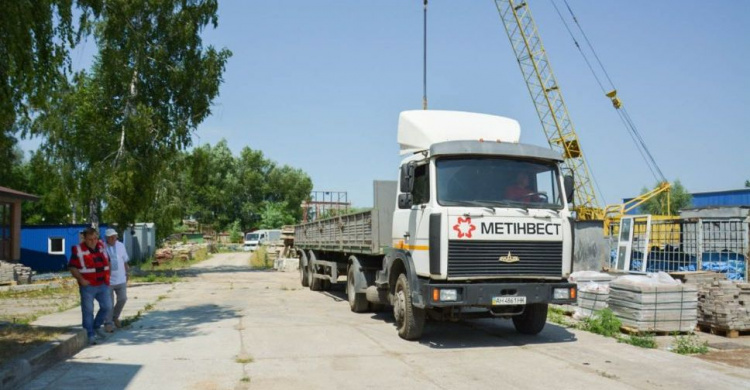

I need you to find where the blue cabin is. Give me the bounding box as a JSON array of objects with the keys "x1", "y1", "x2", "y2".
[{"x1": 20, "y1": 224, "x2": 109, "y2": 273}]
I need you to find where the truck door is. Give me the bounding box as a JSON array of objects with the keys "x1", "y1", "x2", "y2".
[{"x1": 393, "y1": 162, "x2": 432, "y2": 276}]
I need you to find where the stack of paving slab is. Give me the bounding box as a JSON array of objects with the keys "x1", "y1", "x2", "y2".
[
  {"x1": 698, "y1": 280, "x2": 750, "y2": 331},
  {"x1": 569, "y1": 271, "x2": 614, "y2": 319},
  {"x1": 669, "y1": 271, "x2": 727, "y2": 286},
  {"x1": 609, "y1": 272, "x2": 697, "y2": 333},
  {"x1": 0, "y1": 261, "x2": 15, "y2": 284},
  {"x1": 0, "y1": 261, "x2": 33, "y2": 285}
]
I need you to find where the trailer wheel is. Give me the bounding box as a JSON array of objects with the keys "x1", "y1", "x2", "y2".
[
  {"x1": 347, "y1": 265, "x2": 369, "y2": 313},
  {"x1": 393, "y1": 273, "x2": 425, "y2": 340},
  {"x1": 512, "y1": 303, "x2": 548, "y2": 335}
]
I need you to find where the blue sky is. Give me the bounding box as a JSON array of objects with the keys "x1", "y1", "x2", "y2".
[{"x1": 23, "y1": 1, "x2": 750, "y2": 208}]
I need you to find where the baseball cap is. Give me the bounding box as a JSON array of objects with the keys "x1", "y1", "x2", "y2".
[{"x1": 105, "y1": 228, "x2": 118, "y2": 237}]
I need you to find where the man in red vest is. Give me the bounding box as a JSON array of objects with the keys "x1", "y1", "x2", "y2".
[{"x1": 69, "y1": 227, "x2": 113, "y2": 345}]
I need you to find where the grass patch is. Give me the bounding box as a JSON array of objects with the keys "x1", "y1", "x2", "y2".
[
  {"x1": 619, "y1": 333, "x2": 657, "y2": 349},
  {"x1": 672, "y1": 333, "x2": 709, "y2": 355},
  {"x1": 577, "y1": 308, "x2": 622, "y2": 337},
  {"x1": 235, "y1": 356, "x2": 254, "y2": 364},
  {"x1": 249, "y1": 246, "x2": 272, "y2": 269},
  {"x1": 0, "y1": 324, "x2": 63, "y2": 365},
  {"x1": 129, "y1": 273, "x2": 181, "y2": 284},
  {"x1": 0, "y1": 281, "x2": 80, "y2": 324},
  {"x1": 240, "y1": 376, "x2": 251, "y2": 383},
  {"x1": 547, "y1": 305, "x2": 571, "y2": 326}
]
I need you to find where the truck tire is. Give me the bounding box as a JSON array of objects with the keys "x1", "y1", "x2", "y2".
[
  {"x1": 512, "y1": 303, "x2": 548, "y2": 335},
  {"x1": 347, "y1": 265, "x2": 369, "y2": 313},
  {"x1": 393, "y1": 273, "x2": 425, "y2": 340}
]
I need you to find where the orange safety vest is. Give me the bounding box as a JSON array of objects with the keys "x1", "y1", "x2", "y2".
[{"x1": 71, "y1": 242, "x2": 111, "y2": 286}]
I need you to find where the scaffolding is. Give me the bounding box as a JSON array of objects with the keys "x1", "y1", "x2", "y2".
[{"x1": 301, "y1": 191, "x2": 350, "y2": 223}]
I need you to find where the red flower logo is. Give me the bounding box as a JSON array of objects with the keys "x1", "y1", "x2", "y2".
[{"x1": 453, "y1": 217, "x2": 476, "y2": 239}]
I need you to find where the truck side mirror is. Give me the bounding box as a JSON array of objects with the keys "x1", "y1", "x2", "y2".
[
  {"x1": 563, "y1": 175, "x2": 575, "y2": 204},
  {"x1": 400, "y1": 162, "x2": 416, "y2": 193},
  {"x1": 398, "y1": 193, "x2": 413, "y2": 209}
]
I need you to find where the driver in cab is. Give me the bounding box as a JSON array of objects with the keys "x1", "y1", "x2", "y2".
[{"x1": 505, "y1": 172, "x2": 542, "y2": 203}]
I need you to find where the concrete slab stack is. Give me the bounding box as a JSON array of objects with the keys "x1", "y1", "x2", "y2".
[
  {"x1": 609, "y1": 273, "x2": 698, "y2": 333},
  {"x1": 698, "y1": 281, "x2": 750, "y2": 332}
]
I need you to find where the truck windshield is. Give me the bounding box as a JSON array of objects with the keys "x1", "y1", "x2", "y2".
[
  {"x1": 245, "y1": 233, "x2": 260, "y2": 241},
  {"x1": 436, "y1": 157, "x2": 563, "y2": 209}
]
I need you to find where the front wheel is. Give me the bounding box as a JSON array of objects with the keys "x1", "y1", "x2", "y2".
[
  {"x1": 512, "y1": 303, "x2": 548, "y2": 335},
  {"x1": 393, "y1": 274, "x2": 425, "y2": 340}
]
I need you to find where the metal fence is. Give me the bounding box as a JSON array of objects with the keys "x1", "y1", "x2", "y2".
[{"x1": 607, "y1": 217, "x2": 748, "y2": 281}]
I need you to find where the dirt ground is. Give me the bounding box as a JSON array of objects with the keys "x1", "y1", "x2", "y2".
[{"x1": 699, "y1": 348, "x2": 750, "y2": 369}]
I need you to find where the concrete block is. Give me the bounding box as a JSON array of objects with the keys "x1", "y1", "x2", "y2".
[
  {"x1": 273, "y1": 258, "x2": 300, "y2": 273},
  {"x1": 0, "y1": 327, "x2": 86, "y2": 390}
]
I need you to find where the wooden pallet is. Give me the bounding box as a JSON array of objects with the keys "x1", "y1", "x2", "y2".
[
  {"x1": 619, "y1": 326, "x2": 693, "y2": 336},
  {"x1": 697, "y1": 324, "x2": 750, "y2": 339}
]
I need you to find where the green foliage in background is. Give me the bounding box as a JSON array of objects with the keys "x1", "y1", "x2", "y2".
[{"x1": 639, "y1": 180, "x2": 692, "y2": 216}]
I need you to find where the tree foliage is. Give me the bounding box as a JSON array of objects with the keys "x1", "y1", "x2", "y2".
[
  {"x1": 640, "y1": 180, "x2": 692, "y2": 215},
  {"x1": 745, "y1": 180, "x2": 750, "y2": 188},
  {"x1": 30, "y1": 0, "x2": 231, "y2": 228}
]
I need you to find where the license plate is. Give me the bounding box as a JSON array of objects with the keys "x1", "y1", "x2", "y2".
[{"x1": 492, "y1": 296, "x2": 526, "y2": 305}]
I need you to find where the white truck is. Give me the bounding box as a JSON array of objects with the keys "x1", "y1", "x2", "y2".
[
  {"x1": 243, "y1": 229, "x2": 281, "y2": 252},
  {"x1": 294, "y1": 110, "x2": 577, "y2": 340}
]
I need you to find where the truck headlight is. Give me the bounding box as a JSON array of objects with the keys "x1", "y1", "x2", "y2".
[
  {"x1": 554, "y1": 288, "x2": 572, "y2": 300},
  {"x1": 439, "y1": 289, "x2": 458, "y2": 302}
]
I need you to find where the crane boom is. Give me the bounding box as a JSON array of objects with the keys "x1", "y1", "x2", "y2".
[{"x1": 494, "y1": 0, "x2": 602, "y2": 220}]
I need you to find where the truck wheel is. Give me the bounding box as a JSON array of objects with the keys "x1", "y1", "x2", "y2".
[
  {"x1": 347, "y1": 265, "x2": 369, "y2": 313},
  {"x1": 512, "y1": 303, "x2": 548, "y2": 335},
  {"x1": 393, "y1": 274, "x2": 425, "y2": 340}
]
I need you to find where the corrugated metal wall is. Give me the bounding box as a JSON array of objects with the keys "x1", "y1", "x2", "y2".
[
  {"x1": 20, "y1": 225, "x2": 109, "y2": 273},
  {"x1": 624, "y1": 188, "x2": 750, "y2": 215}
]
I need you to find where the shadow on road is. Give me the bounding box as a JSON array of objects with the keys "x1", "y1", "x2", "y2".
[
  {"x1": 112, "y1": 304, "x2": 240, "y2": 346},
  {"x1": 22, "y1": 361, "x2": 142, "y2": 390},
  {"x1": 310, "y1": 281, "x2": 577, "y2": 349}
]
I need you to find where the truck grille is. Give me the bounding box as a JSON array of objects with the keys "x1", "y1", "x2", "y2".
[{"x1": 447, "y1": 240, "x2": 562, "y2": 278}]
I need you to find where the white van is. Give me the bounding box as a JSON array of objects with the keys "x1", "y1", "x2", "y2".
[{"x1": 243, "y1": 229, "x2": 281, "y2": 252}]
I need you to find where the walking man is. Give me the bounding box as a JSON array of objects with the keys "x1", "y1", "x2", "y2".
[
  {"x1": 105, "y1": 228, "x2": 129, "y2": 329},
  {"x1": 69, "y1": 227, "x2": 112, "y2": 345}
]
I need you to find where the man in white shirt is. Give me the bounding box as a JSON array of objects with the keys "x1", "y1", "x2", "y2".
[{"x1": 104, "y1": 228, "x2": 129, "y2": 330}]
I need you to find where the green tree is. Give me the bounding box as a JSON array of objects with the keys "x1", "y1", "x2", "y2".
[
  {"x1": 745, "y1": 180, "x2": 749, "y2": 188},
  {"x1": 31, "y1": 0, "x2": 231, "y2": 228},
  {"x1": 258, "y1": 202, "x2": 296, "y2": 229},
  {"x1": 228, "y1": 220, "x2": 243, "y2": 243},
  {"x1": 640, "y1": 180, "x2": 692, "y2": 215}
]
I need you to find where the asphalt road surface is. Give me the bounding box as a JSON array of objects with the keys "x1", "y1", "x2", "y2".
[{"x1": 23, "y1": 253, "x2": 750, "y2": 389}]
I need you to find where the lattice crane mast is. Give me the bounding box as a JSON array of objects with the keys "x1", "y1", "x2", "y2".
[{"x1": 494, "y1": 0, "x2": 603, "y2": 220}]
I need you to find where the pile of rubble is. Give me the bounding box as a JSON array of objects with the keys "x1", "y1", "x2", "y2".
[
  {"x1": 152, "y1": 243, "x2": 206, "y2": 266},
  {"x1": 698, "y1": 280, "x2": 750, "y2": 331}
]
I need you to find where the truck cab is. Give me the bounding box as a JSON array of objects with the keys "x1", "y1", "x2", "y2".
[{"x1": 383, "y1": 110, "x2": 577, "y2": 338}]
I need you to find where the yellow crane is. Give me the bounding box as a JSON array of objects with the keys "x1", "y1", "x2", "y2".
[{"x1": 493, "y1": 0, "x2": 670, "y2": 224}]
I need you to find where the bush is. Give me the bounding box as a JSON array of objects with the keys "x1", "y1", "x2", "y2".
[
  {"x1": 578, "y1": 309, "x2": 622, "y2": 337},
  {"x1": 249, "y1": 246, "x2": 272, "y2": 269},
  {"x1": 672, "y1": 334, "x2": 708, "y2": 355}
]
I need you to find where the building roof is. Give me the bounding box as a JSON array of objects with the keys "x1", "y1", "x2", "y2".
[{"x1": 0, "y1": 186, "x2": 39, "y2": 201}]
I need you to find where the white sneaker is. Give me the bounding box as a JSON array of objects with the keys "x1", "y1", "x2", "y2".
[{"x1": 95, "y1": 328, "x2": 107, "y2": 340}]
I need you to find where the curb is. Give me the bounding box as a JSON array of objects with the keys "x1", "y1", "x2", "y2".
[{"x1": 0, "y1": 327, "x2": 86, "y2": 390}]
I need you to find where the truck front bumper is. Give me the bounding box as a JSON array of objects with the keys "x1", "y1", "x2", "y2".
[{"x1": 418, "y1": 280, "x2": 577, "y2": 308}]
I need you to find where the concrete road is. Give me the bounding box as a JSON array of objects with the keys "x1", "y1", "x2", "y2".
[{"x1": 23, "y1": 253, "x2": 750, "y2": 390}]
